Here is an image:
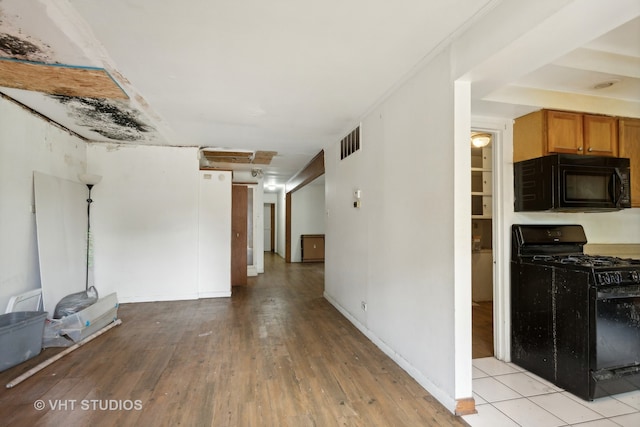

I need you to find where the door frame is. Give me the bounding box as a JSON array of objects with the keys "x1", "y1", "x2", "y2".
[{"x1": 471, "y1": 118, "x2": 510, "y2": 362}]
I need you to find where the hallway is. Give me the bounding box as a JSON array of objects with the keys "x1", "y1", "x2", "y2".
[{"x1": 0, "y1": 253, "x2": 467, "y2": 426}]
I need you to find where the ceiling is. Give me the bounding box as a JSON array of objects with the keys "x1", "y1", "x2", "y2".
[{"x1": 0, "y1": 1, "x2": 638, "y2": 190}]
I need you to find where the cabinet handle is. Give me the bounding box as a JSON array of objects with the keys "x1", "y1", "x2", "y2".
[
  {"x1": 588, "y1": 147, "x2": 593, "y2": 152},
  {"x1": 578, "y1": 147, "x2": 583, "y2": 151}
]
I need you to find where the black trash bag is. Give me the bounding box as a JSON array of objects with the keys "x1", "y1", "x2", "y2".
[{"x1": 53, "y1": 286, "x2": 99, "y2": 319}]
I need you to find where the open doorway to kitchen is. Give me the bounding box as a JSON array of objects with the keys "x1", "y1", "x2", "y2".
[{"x1": 471, "y1": 131, "x2": 494, "y2": 359}]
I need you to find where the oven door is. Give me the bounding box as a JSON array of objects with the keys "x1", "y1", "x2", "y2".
[
  {"x1": 595, "y1": 284, "x2": 640, "y2": 370},
  {"x1": 559, "y1": 165, "x2": 631, "y2": 210}
]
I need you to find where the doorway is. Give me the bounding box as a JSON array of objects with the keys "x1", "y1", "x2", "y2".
[
  {"x1": 264, "y1": 203, "x2": 275, "y2": 253},
  {"x1": 471, "y1": 131, "x2": 494, "y2": 359}
]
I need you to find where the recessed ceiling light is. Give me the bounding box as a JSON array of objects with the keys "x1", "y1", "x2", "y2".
[{"x1": 592, "y1": 79, "x2": 620, "y2": 90}]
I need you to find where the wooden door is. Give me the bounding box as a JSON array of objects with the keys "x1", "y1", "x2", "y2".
[{"x1": 231, "y1": 185, "x2": 247, "y2": 286}]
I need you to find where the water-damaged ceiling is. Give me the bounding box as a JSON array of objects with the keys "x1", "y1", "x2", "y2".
[{"x1": 0, "y1": 0, "x2": 638, "y2": 188}]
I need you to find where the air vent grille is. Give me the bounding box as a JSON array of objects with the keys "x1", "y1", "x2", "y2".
[{"x1": 340, "y1": 126, "x2": 360, "y2": 160}]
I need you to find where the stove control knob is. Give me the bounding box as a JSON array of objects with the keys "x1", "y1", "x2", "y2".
[
  {"x1": 632, "y1": 271, "x2": 640, "y2": 283},
  {"x1": 598, "y1": 273, "x2": 610, "y2": 284}
]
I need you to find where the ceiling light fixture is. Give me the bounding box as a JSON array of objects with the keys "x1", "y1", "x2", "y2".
[{"x1": 471, "y1": 133, "x2": 491, "y2": 148}]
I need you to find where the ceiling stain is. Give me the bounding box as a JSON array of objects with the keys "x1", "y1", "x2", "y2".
[
  {"x1": 0, "y1": 32, "x2": 38, "y2": 57},
  {"x1": 51, "y1": 95, "x2": 155, "y2": 141},
  {"x1": 0, "y1": 32, "x2": 52, "y2": 62}
]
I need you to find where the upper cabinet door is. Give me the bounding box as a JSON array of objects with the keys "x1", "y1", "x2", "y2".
[
  {"x1": 583, "y1": 114, "x2": 618, "y2": 157},
  {"x1": 619, "y1": 118, "x2": 640, "y2": 208},
  {"x1": 546, "y1": 110, "x2": 583, "y2": 154}
]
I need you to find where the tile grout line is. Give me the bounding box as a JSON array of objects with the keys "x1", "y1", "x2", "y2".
[{"x1": 470, "y1": 358, "x2": 640, "y2": 427}]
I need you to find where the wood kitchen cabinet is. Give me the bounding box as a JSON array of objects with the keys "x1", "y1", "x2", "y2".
[
  {"x1": 513, "y1": 109, "x2": 618, "y2": 162},
  {"x1": 584, "y1": 114, "x2": 618, "y2": 157},
  {"x1": 619, "y1": 118, "x2": 640, "y2": 208},
  {"x1": 301, "y1": 234, "x2": 324, "y2": 262}
]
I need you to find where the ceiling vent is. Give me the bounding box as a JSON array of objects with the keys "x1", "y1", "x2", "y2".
[{"x1": 340, "y1": 126, "x2": 360, "y2": 160}]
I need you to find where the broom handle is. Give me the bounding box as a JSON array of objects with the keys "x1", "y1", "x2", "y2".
[{"x1": 6, "y1": 319, "x2": 122, "y2": 389}]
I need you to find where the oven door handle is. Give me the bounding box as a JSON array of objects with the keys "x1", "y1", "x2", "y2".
[{"x1": 597, "y1": 285, "x2": 640, "y2": 299}]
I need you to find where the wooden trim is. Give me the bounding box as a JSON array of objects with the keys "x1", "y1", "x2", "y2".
[
  {"x1": 285, "y1": 150, "x2": 325, "y2": 193},
  {"x1": 199, "y1": 167, "x2": 233, "y2": 172},
  {"x1": 0, "y1": 58, "x2": 128, "y2": 99},
  {"x1": 285, "y1": 192, "x2": 292, "y2": 263},
  {"x1": 454, "y1": 397, "x2": 476, "y2": 416}
]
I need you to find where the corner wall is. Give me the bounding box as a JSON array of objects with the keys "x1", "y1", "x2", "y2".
[{"x1": 0, "y1": 96, "x2": 87, "y2": 312}]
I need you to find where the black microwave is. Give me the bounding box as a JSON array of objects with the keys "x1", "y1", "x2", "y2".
[{"x1": 514, "y1": 154, "x2": 631, "y2": 212}]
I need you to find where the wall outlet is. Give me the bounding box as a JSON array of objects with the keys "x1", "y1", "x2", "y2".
[{"x1": 361, "y1": 301, "x2": 367, "y2": 311}]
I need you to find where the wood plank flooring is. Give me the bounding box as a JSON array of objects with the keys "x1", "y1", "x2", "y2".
[
  {"x1": 0, "y1": 253, "x2": 468, "y2": 426},
  {"x1": 472, "y1": 301, "x2": 494, "y2": 359}
]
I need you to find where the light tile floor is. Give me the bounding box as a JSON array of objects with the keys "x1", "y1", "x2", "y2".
[{"x1": 463, "y1": 357, "x2": 640, "y2": 427}]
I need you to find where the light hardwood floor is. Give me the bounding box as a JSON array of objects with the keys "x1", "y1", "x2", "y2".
[
  {"x1": 472, "y1": 301, "x2": 494, "y2": 359},
  {"x1": 0, "y1": 253, "x2": 468, "y2": 426}
]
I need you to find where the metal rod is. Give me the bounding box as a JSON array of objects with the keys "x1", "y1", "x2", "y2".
[
  {"x1": 85, "y1": 184, "x2": 93, "y2": 291},
  {"x1": 5, "y1": 319, "x2": 122, "y2": 389}
]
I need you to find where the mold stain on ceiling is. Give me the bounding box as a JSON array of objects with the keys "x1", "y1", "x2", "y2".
[
  {"x1": 0, "y1": 7, "x2": 162, "y2": 145},
  {"x1": 50, "y1": 96, "x2": 153, "y2": 142},
  {"x1": 0, "y1": 32, "x2": 48, "y2": 60}
]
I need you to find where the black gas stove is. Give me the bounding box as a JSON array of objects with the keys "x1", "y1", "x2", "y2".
[{"x1": 511, "y1": 224, "x2": 640, "y2": 400}]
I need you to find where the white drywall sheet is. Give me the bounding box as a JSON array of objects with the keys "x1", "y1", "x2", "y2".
[{"x1": 34, "y1": 172, "x2": 87, "y2": 317}]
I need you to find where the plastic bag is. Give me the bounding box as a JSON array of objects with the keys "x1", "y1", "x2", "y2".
[{"x1": 53, "y1": 286, "x2": 99, "y2": 319}]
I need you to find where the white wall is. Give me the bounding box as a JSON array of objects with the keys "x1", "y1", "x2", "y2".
[
  {"x1": 291, "y1": 182, "x2": 325, "y2": 262},
  {"x1": 87, "y1": 144, "x2": 201, "y2": 303},
  {"x1": 198, "y1": 170, "x2": 232, "y2": 298},
  {"x1": 0, "y1": 96, "x2": 87, "y2": 312},
  {"x1": 325, "y1": 48, "x2": 460, "y2": 411}
]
